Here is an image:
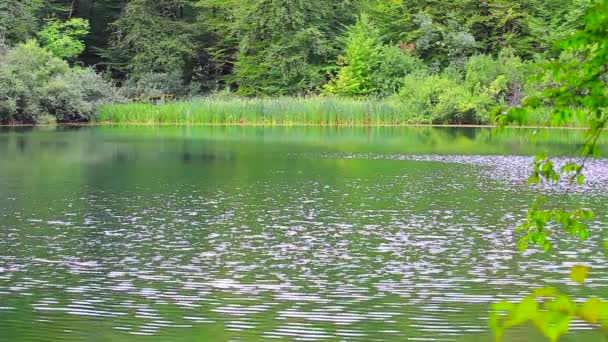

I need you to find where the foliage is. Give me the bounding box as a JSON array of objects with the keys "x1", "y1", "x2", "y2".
[
  {"x1": 0, "y1": 0, "x2": 602, "y2": 101},
  {"x1": 493, "y1": 1, "x2": 607, "y2": 340},
  {"x1": 490, "y1": 266, "x2": 608, "y2": 342},
  {"x1": 498, "y1": 0, "x2": 607, "y2": 246},
  {"x1": 0, "y1": 0, "x2": 42, "y2": 46},
  {"x1": 396, "y1": 51, "x2": 531, "y2": 124},
  {"x1": 37, "y1": 18, "x2": 90, "y2": 59},
  {"x1": 121, "y1": 72, "x2": 201, "y2": 101},
  {"x1": 413, "y1": 12, "x2": 476, "y2": 71},
  {"x1": 106, "y1": 0, "x2": 197, "y2": 76},
  {"x1": 467, "y1": 0, "x2": 534, "y2": 58},
  {"x1": 323, "y1": 14, "x2": 426, "y2": 97},
  {"x1": 323, "y1": 14, "x2": 384, "y2": 97},
  {"x1": 374, "y1": 45, "x2": 427, "y2": 97},
  {"x1": 224, "y1": 0, "x2": 355, "y2": 96},
  {"x1": 527, "y1": 0, "x2": 592, "y2": 54},
  {"x1": 0, "y1": 41, "x2": 122, "y2": 124}
]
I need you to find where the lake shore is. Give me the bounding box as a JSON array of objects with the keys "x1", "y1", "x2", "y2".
[
  {"x1": 94, "y1": 97, "x2": 572, "y2": 128},
  {"x1": 0, "y1": 122, "x2": 589, "y2": 130}
]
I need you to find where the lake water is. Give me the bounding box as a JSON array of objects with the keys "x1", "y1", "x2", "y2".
[{"x1": 1, "y1": 126, "x2": 607, "y2": 341}]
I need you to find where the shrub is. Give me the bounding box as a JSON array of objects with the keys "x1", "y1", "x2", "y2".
[
  {"x1": 464, "y1": 51, "x2": 531, "y2": 106},
  {"x1": 396, "y1": 51, "x2": 534, "y2": 124},
  {"x1": 121, "y1": 72, "x2": 201, "y2": 101},
  {"x1": 373, "y1": 46, "x2": 427, "y2": 97},
  {"x1": 35, "y1": 114, "x2": 58, "y2": 126},
  {"x1": 38, "y1": 68, "x2": 123, "y2": 122},
  {"x1": 398, "y1": 73, "x2": 488, "y2": 124},
  {"x1": 0, "y1": 41, "x2": 122, "y2": 124}
]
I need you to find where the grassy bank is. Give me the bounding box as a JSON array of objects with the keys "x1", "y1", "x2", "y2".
[
  {"x1": 98, "y1": 97, "x2": 422, "y2": 126},
  {"x1": 97, "y1": 97, "x2": 570, "y2": 127}
]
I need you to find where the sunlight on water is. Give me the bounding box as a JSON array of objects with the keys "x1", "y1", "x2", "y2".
[{"x1": 0, "y1": 126, "x2": 607, "y2": 341}]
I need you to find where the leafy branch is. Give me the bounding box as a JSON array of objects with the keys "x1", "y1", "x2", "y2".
[
  {"x1": 490, "y1": 266, "x2": 608, "y2": 342},
  {"x1": 491, "y1": 0, "x2": 607, "y2": 340}
]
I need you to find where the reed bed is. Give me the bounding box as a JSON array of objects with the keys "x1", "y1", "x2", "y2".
[
  {"x1": 98, "y1": 97, "x2": 421, "y2": 126},
  {"x1": 98, "y1": 97, "x2": 584, "y2": 127}
]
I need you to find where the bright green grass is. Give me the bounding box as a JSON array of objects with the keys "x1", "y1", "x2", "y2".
[
  {"x1": 97, "y1": 97, "x2": 584, "y2": 127},
  {"x1": 98, "y1": 97, "x2": 423, "y2": 126}
]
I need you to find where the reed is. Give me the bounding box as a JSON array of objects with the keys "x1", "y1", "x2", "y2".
[
  {"x1": 98, "y1": 97, "x2": 422, "y2": 126},
  {"x1": 97, "y1": 96, "x2": 585, "y2": 127}
]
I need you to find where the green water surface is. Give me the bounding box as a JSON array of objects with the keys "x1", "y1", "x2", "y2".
[{"x1": 0, "y1": 126, "x2": 607, "y2": 341}]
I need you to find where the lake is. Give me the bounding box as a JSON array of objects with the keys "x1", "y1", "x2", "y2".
[{"x1": 0, "y1": 126, "x2": 607, "y2": 341}]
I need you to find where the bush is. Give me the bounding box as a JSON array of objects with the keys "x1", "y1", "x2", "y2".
[
  {"x1": 396, "y1": 51, "x2": 534, "y2": 124},
  {"x1": 464, "y1": 51, "x2": 531, "y2": 106},
  {"x1": 0, "y1": 41, "x2": 122, "y2": 124},
  {"x1": 121, "y1": 72, "x2": 201, "y2": 101},
  {"x1": 398, "y1": 73, "x2": 488, "y2": 124},
  {"x1": 373, "y1": 46, "x2": 427, "y2": 97},
  {"x1": 38, "y1": 68, "x2": 123, "y2": 122}
]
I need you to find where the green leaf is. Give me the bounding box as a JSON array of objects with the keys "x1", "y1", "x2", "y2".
[
  {"x1": 533, "y1": 287, "x2": 558, "y2": 297},
  {"x1": 579, "y1": 209, "x2": 594, "y2": 220},
  {"x1": 522, "y1": 96, "x2": 541, "y2": 108},
  {"x1": 570, "y1": 265, "x2": 589, "y2": 284},
  {"x1": 492, "y1": 302, "x2": 516, "y2": 311},
  {"x1": 579, "y1": 298, "x2": 602, "y2": 324},
  {"x1": 505, "y1": 296, "x2": 538, "y2": 328},
  {"x1": 546, "y1": 294, "x2": 577, "y2": 315},
  {"x1": 533, "y1": 311, "x2": 571, "y2": 342}
]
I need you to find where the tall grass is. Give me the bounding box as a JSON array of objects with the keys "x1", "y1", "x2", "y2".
[
  {"x1": 98, "y1": 96, "x2": 585, "y2": 127},
  {"x1": 98, "y1": 97, "x2": 422, "y2": 126}
]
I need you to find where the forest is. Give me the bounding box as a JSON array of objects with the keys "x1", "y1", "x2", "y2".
[{"x1": 0, "y1": 0, "x2": 599, "y2": 124}]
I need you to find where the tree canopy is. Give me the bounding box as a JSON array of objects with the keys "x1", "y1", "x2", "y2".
[{"x1": 0, "y1": 0, "x2": 595, "y2": 96}]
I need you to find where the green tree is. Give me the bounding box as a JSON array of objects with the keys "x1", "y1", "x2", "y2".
[
  {"x1": 191, "y1": 0, "x2": 239, "y2": 91},
  {"x1": 466, "y1": 0, "x2": 533, "y2": 57},
  {"x1": 527, "y1": 0, "x2": 592, "y2": 54},
  {"x1": 0, "y1": 0, "x2": 42, "y2": 45},
  {"x1": 66, "y1": 0, "x2": 126, "y2": 66},
  {"x1": 357, "y1": 0, "x2": 419, "y2": 44},
  {"x1": 37, "y1": 18, "x2": 90, "y2": 59},
  {"x1": 106, "y1": 0, "x2": 198, "y2": 77},
  {"x1": 0, "y1": 40, "x2": 121, "y2": 123},
  {"x1": 324, "y1": 14, "x2": 425, "y2": 97},
  {"x1": 227, "y1": 0, "x2": 355, "y2": 96},
  {"x1": 323, "y1": 14, "x2": 384, "y2": 97}
]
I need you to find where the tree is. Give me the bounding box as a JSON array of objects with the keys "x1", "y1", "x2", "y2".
[
  {"x1": 466, "y1": 0, "x2": 534, "y2": 58},
  {"x1": 323, "y1": 14, "x2": 384, "y2": 97},
  {"x1": 106, "y1": 0, "x2": 198, "y2": 77},
  {"x1": 323, "y1": 14, "x2": 425, "y2": 97},
  {"x1": 227, "y1": 0, "x2": 355, "y2": 96},
  {"x1": 68, "y1": 0, "x2": 126, "y2": 66},
  {"x1": 527, "y1": 0, "x2": 592, "y2": 54},
  {"x1": 37, "y1": 18, "x2": 90, "y2": 59},
  {"x1": 357, "y1": 0, "x2": 419, "y2": 44},
  {"x1": 190, "y1": 0, "x2": 238, "y2": 91},
  {"x1": 0, "y1": 0, "x2": 42, "y2": 45}
]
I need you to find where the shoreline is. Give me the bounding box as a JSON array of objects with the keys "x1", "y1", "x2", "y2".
[{"x1": 0, "y1": 122, "x2": 588, "y2": 130}]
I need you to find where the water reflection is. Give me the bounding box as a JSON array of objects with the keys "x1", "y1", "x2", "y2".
[{"x1": 0, "y1": 126, "x2": 606, "y2": 341}]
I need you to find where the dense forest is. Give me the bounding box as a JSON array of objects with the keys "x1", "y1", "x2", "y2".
[{"x1": 0, "y1": 0, "x2": 598, "y2": 124}]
